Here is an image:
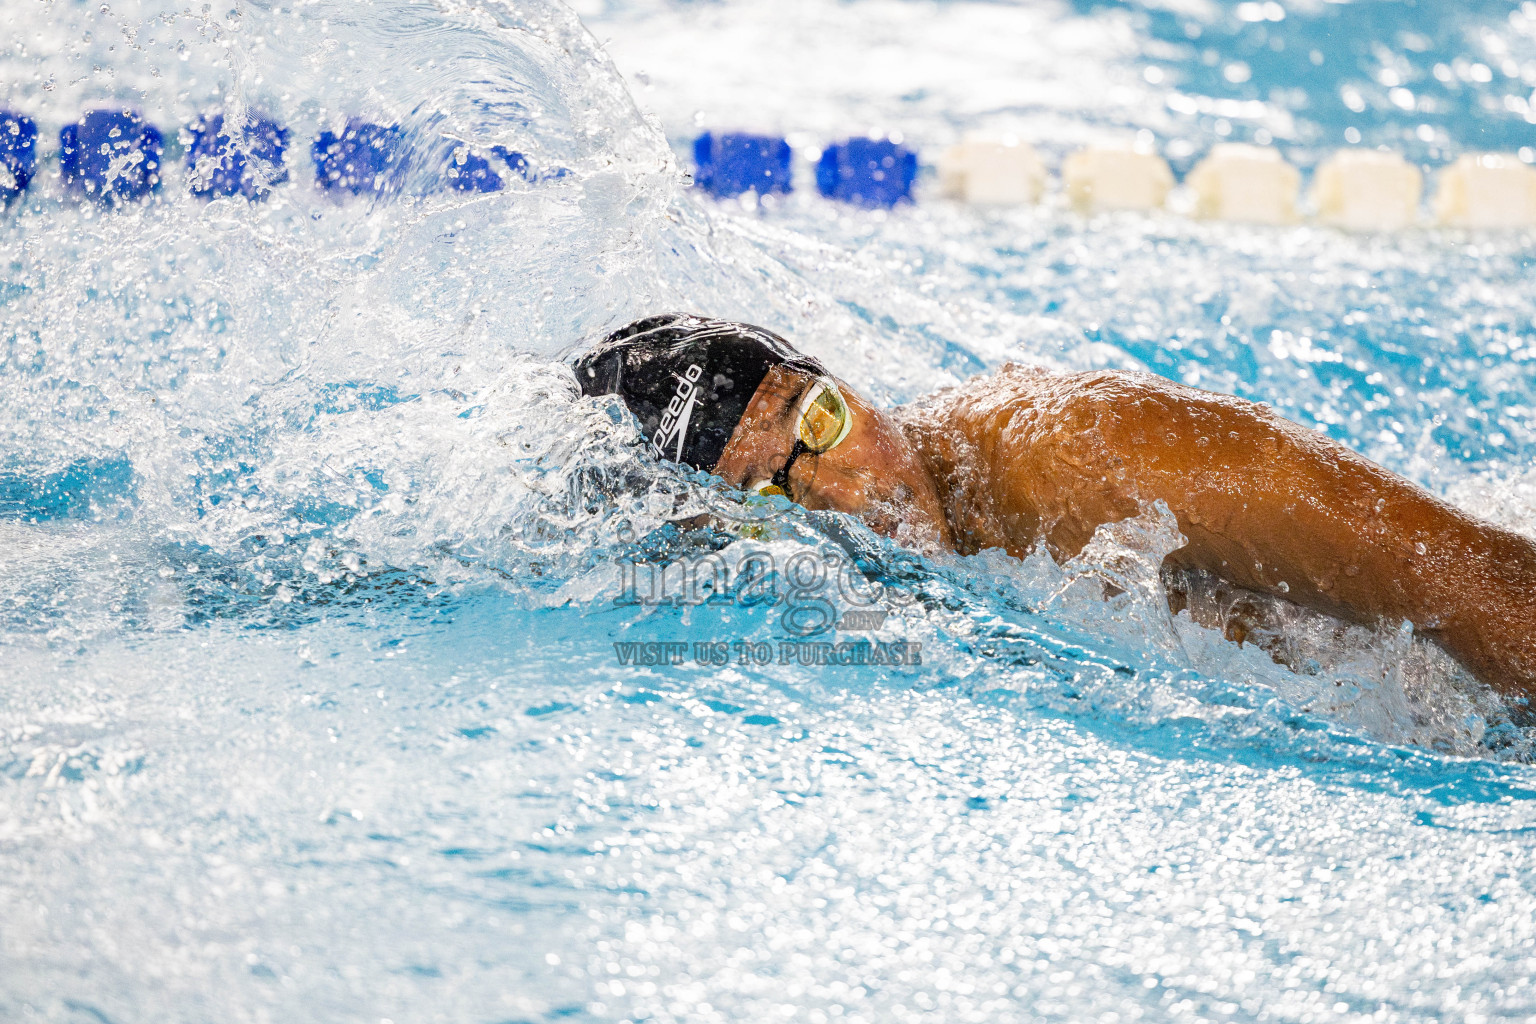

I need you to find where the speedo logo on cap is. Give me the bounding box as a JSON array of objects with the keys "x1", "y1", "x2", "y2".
[{"x1": 653, "y1": 363, "x2": 704, "y2": 461}]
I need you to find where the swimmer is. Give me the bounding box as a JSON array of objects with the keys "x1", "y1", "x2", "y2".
[{"x1": 574, "y1": 313, "x2": 1536, "y2": 700}]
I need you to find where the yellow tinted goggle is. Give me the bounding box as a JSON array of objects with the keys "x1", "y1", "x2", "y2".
[{"x1": 749, "y1": 376, "x2": 854, "y2": 498}]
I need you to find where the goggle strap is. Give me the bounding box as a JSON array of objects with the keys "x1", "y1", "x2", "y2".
[{"x1": 770, "y1": 438, "x2": 807, "y2": 492}]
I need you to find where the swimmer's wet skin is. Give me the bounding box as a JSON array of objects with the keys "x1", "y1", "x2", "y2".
[{"x1": 575, "y1": 313, "x2": 1536, "y2": 700}]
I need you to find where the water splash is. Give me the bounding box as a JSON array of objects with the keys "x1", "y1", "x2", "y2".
[{"x1": 5, "y1": 3, "x2": 1536, "y2": 1020}]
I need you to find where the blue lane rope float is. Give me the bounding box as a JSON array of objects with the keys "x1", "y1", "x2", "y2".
[
  {"x1": 444, "y1": 148, "x2": 503, "y2": 192},
  {"x1": 60, "y1": 109, "x2": 164, "y2": 204},
  {"x1": 491, "y1": 145, "x2": 568, "y2": 184},
  {"x1": 2, "y1": 106, "x2": 567, "y2": 209},
  {"x1": 312, "y1": 120, "x2": 405, "y2": 196},
  {"x1": 816, "y1": 137, "x2": 917, "y2": 208},
  {"x1": 692, "y1": 131, "x2": 793, "y2": 199},
  {"x1": 492, "y1": 146, "x2": 532, "y2": 182},
  {"x1": 186, "y1": 112, "x2": 290, "y2": 201},
  {"x1": 444, "y1": 146, "x2": 569, "y2": 192},
  {"x1": 0, "y1": 111, "x2": 37, "y2": 204}
]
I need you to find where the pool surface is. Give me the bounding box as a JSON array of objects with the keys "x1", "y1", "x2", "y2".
[{"x1": 3, "y1": 0, "x2": 1536, "y2": 1021}]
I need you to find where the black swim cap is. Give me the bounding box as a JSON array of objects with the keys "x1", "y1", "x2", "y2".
[{"x1": 574, "y1": 312, "x2": 823, "y2": 471}]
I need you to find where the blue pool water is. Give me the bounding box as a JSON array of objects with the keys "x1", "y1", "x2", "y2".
[{"x1": 4, "y1": 1, "x2": 1536, "y2": 1021}]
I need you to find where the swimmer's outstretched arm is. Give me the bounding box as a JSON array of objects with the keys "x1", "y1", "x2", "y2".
[{"x1": 906, "y1": 365, "x2": 1536, "y2": 698}]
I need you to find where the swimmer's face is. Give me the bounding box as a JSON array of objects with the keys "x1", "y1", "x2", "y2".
[{"x1": 712, "y1": 365, "x2": 954, "y2": 549}]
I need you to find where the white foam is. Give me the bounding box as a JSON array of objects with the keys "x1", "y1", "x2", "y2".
[{"x1": 587, "y1": 0, "x2": 1167, "y2": 144}]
